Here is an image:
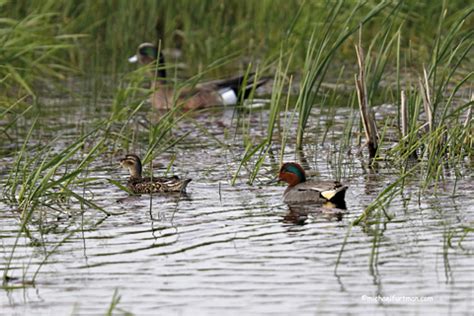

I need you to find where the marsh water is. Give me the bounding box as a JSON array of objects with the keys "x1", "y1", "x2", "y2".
[{"x1": 1, "y1": 90, "x2": 473, "y2": 315}]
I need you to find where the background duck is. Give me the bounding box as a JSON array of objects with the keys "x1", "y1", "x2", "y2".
[
  {"x1": 129, "y1": 42, "x2": 268, "y2": 110},
  {"x1": 275, "y1": 162, "x2": 348, "y2": 205},
  {"x1": 120, "y1": 154, "x2": 191, "y2": 193}
]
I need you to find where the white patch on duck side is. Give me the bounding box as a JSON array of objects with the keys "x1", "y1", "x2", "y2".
[
  {"x1": 218, "y1": 88, "x2": 238, "y2": 105},
  {"x1": 128, "y1": 55, "x2": 138, "y2": 63}
]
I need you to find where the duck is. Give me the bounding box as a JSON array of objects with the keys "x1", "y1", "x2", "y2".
[
  {"x1": 119, "y1": 154, "x2": 191, "y2": 193},
  {"x1": 128, "y1": 42, "x2": 268, "y2": 110},
  {"x1": 274, "y1": 162, "x2": 348, "y2": 204}
]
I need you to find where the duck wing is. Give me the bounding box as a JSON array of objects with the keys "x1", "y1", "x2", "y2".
[
  {"x1": 198, "y1": 73, "x2": 269, "y2": 100},
  {"x1": 130, "y1": 175, "x2": 179, "y2": 184},
  {"x1": 284, "y1": 181, "x2": 347, "y2": 203},
  {"x1": 128, "y1": 176, "x2": 191, "y2": 193}
]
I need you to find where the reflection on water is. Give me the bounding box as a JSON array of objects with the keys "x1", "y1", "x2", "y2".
[
  {"x1": 283, "y1": 201, "x2": 347, "y2": 225},
  {"x1": 0, "y1": 99, "x2": 473, "y2": 315}
]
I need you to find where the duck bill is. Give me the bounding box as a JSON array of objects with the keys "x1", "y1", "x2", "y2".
[
  {"x1": 128, "y1": 55, "x2": 138, "y2": 63},
  {"x1": 119, "y1": 158, "x2": 128, "y2": 168}
]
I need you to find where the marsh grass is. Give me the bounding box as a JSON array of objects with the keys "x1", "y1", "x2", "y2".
[
  {"x1": 4, "y1": 125, "x2": 110, "y2": 215},
  {"x1": 231, "y1": 48, "x2": 295, "y2": 184},
  {"x1": 336, "y1": 2, "x2": 473, "y2": 224},
  {"x1": 1, "y1": 120, "x2": 117, "y2": 284},
  {"x1": 294, "y1": 1, "x2": 393, "y2": 149},
  {"x1": 0, "y1": 78, "x2": 193, "y2": 283},
  {"x1": 227, "y1": 1, "x2": 472, "y2": 191},
  {"x1": 324, "y1": 3, "x2": 473, "y2": 271},
  {"x1": 0, "y1": 5, "x2": 81, "y2": 100}
]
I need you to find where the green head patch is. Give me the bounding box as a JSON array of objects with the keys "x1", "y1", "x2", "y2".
[
  {"x1": 139, "y1": 46, "x2": 158, "y2": 59},
  {"x1": 282, "y1": 163, "x2": 306, "y2": 182}
]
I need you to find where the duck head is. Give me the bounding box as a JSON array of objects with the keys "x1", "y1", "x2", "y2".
[
  {"x1": 128, "y1": 42, "x2": 167, "y2": 78},
  {"x1": 277, "y1": 162, "x2": 306, "y2": 186},
  {"x1": 128, "y1": 42, "x2": 157, "y2": 64},
  {"x1": 120, "y1": 154, "x2": 143, "y2": 178}
]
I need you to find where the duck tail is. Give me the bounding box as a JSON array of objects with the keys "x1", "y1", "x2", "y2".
[
  {"x1": 216, "y1": 73, "x2": 269, "y2": 105},
  {"x1": 242, "y1": 76, "x2": 269, "y2": 99},
  {"x1": 180, "y1": 178, "x2": 192, "y2": 192}
]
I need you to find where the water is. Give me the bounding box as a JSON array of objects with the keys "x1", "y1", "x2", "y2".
[{"x1": 1, "y1": 95, "x2": 473, "y2": 315}]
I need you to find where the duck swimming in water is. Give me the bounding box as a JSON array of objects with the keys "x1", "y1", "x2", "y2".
[
  {"x1": 120, "y1": 154, "x2": 191, "y2": 194},
  {"x1": 129, "y1": 42, "x2": 268, "y2": 110},
  {"x1": 275, "y1": 162, "x2": 347, "y2": 204}
]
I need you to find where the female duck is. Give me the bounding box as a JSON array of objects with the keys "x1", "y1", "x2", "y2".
[
  {"x1": 275, "y1": 162, "x2": 347, "y2": 204},
  {"x1": 120, "y1": 154, "x2": 191, "y2": 193},
  {"x1": 129, "y1": 42, "x2": 268, "y2": 110}
]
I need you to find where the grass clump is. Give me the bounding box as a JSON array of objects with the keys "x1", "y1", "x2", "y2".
[{"x1": 0, "y1": 2, "x2": 81, "y2": 100}]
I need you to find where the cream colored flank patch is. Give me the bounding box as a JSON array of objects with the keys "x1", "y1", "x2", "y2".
[{"x1": 321, "y1": 190, "x2": 336, "y2": 201}]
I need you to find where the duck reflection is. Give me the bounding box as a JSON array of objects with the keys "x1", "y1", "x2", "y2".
[{"x1": 282, "y1": 200, "x2": 347, "y2": 225}]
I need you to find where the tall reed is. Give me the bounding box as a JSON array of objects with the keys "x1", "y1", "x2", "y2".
[
  {"x1": 0, "y1": 3, "x2": 80, "y2": 100},
  {"x1": 294, "y1": 1, "x2": 392, "y2": 149}
]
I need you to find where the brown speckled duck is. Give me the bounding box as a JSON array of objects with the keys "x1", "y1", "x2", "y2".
[
  {"x1": 275, "y1": 162, "x2": 347, "y2": 204},
  {"x1": 129, "y1": 42, "x2": 268, "y2": 110},
  {"x1": 120, "y1": 154, "x2": 191, "y2": 193}
]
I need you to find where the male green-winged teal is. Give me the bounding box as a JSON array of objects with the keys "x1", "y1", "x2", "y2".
[
  {"x1": 129, "y1": 42, "x2": 268, "y2": 110},
  {"x1": 275, "y1": 162, "x2": 347, "y2": 204},
  {"x1": 120, "y1": 154, "x2": 191, "y2": 193}
]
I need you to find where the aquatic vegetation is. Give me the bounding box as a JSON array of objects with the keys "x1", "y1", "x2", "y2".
[
  {"x1": 293, "y1": 1, "x2": 393, "y2": 149},
  {"x1": 337, "y1": 4, "x2": 473, "y2": 272},
  {"x1": 0, "y1": 3, "x2": 80, "y2": 100}
]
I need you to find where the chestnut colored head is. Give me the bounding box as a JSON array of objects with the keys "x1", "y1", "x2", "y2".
[{"x1": 278, "y1": 162, "x2": 306, "y2": 186}]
